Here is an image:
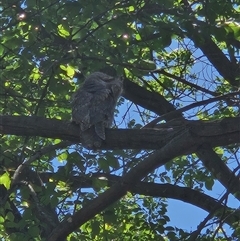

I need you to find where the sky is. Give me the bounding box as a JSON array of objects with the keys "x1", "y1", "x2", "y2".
[
  {"x1": 53, "y1": 32, "x2": 240, "y2": 239},
  {"x1": 113, "y1": 38, "x2": 240, "y2": 237}
]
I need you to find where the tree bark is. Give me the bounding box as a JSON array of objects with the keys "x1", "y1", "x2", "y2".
[{"x1": 1, "y1": 115, "x2": 239, "y2": 150}]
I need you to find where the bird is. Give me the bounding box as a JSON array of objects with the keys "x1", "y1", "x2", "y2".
[{"x1": 71, "y1": 72, "x2": 123, "y2": 148}]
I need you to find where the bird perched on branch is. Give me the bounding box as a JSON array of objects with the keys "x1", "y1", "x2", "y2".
[{"x1": 71, "y1": 72, "x2": 123, "y2": 148}]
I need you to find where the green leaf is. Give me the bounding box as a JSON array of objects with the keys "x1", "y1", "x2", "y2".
[
  {"x1": 58, "y1": 24, "x2": 70, "y2": 38},
  {"x1": 205, "y1": 178, "x2": 214, "y2": 190},
  {"x1": 0, "y1": 216, "x2": 4, "y2": 223},
  {"x1": 98, "y1": 158, "x2": 110, "y2": 172},
  {"x1": 28, "y1": 226, "x2": 40, "y2": 237},
  {"x1": 133, "y1": 59, "x2": 156, "y2": 70},
  {"x1": 6, "y1": 212, "x2": 15, "y2": 222},
  {"x1": 57, "y1": 151, "x2": 68, "y2": 162},
  {"x1": 92, "y1": 178, "x2": 108, "y2": 190},
  {"x1": 91, "y1": 221, "x2": 100, "y2": 236},
  {"x1": 66, "y1": 65, "x2": 75, "y2": 78},
  {"x1": 135, "y1": 33, "x2": 141, "y2": 41},
  {"x1": 129, "y1": 6, "x2": 135, "y2": 12},
  {"x1": 0, "y1": 45, "x2": 4, "y2": 55},
  {"x1": 0, "y1": 173, "x2": 11, "y2": 190}
]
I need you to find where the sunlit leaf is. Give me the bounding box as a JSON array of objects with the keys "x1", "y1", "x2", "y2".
[{"x1": 0, "y1": 173, "x2": 11, "y2": 190}]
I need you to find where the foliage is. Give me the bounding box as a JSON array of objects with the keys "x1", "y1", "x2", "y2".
[{"x1": 0, "y1": 0, "x2": 239, "y2": 240}]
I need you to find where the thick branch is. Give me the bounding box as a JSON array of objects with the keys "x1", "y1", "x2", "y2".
[
  {"x1": 47, "y1": 127, "x2": 197, "y2": 240},
  {"x1": 38, "y1": 171, "x2": 240, "y2": 227},
  {"x1": 140, "y1": 3, "x2": 239, "y2": 86},
  {"x1": 123, "y1": 79, "x2": 180, "y2": 118},
  {"x1": 1, "y1": 115, "x2": 240, "y2": 150},
  {"x1": 197, "y1": 145, "x2": 240, "y2": 200},
  {"x1": 192, "y1": 36, "x2": 239, "y2": 86},
  {"x1": 48, "y1": 124, "x2": 239, "y2": 240},
  {"x1": 132, "y1": 182, "x2": 239, "y2": 226}
]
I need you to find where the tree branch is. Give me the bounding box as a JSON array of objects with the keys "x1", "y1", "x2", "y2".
[
  {"x1": 47, "y1": 127, "x2": 239, "y2": 240},
  {"x1": 123, "y1": 78, "x2": 180, "y2": 118},
  {"x1": 1, "y1": 115, "x2": 239, "y2": 150},
  {"x1": 35, "y1": 171, "x2": 240, "y2": 228},
  {"x1": 197, "y1": 145, "x2": 240, "y2": 200},
  {"x1": 188, "y1": 27, "x2": 239, "y2": 87},
  {"x1": 144, "y1": 91, "x2": 240, "y2": 128},
  {"x1": 139, "y1": 3, "x2": 239, "y2": 86}
]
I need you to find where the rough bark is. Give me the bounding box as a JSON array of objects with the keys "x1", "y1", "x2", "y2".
[{"x1": 1, "y1": 115, "x2": 239, "y2": 150}]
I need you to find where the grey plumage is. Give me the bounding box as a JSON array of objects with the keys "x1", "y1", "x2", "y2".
[{"x1": 71, "y1": 72, "x2": 123, "y2": 148}]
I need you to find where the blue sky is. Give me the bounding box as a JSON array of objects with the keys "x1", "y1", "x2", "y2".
[{"x1": 113, "y1": 38, "x2": 240, "y2": 236}]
